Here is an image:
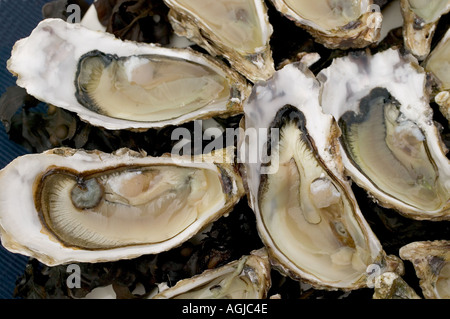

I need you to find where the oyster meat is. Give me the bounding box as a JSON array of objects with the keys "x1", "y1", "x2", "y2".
[
  {"x1": 163, "y1": 0, "x2": 274, "y2": 82},
  {"x1": 318, "y1": 48, "x2": 450, "y2": 220},
  {"x1": 239, "y1": 62, "x2": 390, "y2": 290},
  {"x1": 152, "y1": 249, "x2": 271, "y2": 299},
  {"x1": 400, "y1": 0, "x2": 450, "y2": 60},
  {"x1": 269, "y1": 0, "x2": 382, "y2": 49},
  {"x1": 400, "y1": 240, "x2": 450, "y2": 299},
  {"x1": 7, "y1": 18, "x2": 251, "y2": 130},
  {"x1": 0, "y1": 147, "x2": 244, "y2": 266}
]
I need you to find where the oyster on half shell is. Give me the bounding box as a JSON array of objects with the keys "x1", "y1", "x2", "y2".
[
  {"x1": 269, "y1": 0, "x2": 382, "y2": 49},
  {"x1": 400, "y1": 0, "x2": 450, "y2": 60},
  {"x1": 0, "y1": 147, "x2": 244, "y2": 266},
  {"x1": 152, "y1": 248, "x2": 271, "y2": 299},
  {"x1": 239, "y1": 62, "x2": 392, "y2": 290},
  {"x1": 318, "y1": 48, "x2": 450, "y2": 220},
  {"x1": 7, "y1": 18, "x2": 251, "y2": 131},
  {"x1": 400, "y1": 240, "x2": 450, "y2": 299},
  {"x1": 163, "y1": 0, "x2": 275, "y2": 82}
]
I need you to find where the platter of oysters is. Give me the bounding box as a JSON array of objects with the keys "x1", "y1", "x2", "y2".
[{"x1": 0, "y1": 0, "x2": 449, "y2": 299}]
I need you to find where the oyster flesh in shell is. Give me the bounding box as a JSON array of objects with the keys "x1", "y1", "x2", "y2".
[
  {"x1": 163, "y1": 0, "x2": 275, "y2": 82},
  {"x1": 239, "y1": 62, "x2": 390, "y2": 290},
  {"x1": 7, "y1": 18, "x2": 251, "y2": 131},
  {"x1": 268, "y1": 0, "x2": 382, "y2": 49},
  {"x1": 400, "y1": 240, "x2": 450, "y2": 299},
  {"x1": 318, "y1": 48, "x2": 450, "y2": 220},
  {"x1": 0, "y1": 147, "x2": 244, "y2": 266},
  {"x1": 152, "y1": 248, "x2": 271, "y2": 299},
  {"x1": 400, "y1": 0, "x2": 450, "y2": 60}
]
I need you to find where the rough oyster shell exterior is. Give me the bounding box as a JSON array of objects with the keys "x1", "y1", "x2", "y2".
[
  {"x1": 152, "y1": 248, "x2": 271, "y2": 299},
  {"x1": 400, "y1": 0, "x2": 450, "y2": 61},
  {"x1": 400, "y1": 240, "x2": 450, "y2": 299},
  {"x1": 269, "y1": 0, "x2": 382, "y2": 49},
  {"x1": 163, "y1": 0, "x2": 275, "y2": 82}
]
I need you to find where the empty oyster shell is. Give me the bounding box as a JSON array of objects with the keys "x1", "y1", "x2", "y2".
[
  {"x1": 239, "y1": 62, "x2": 389, "y2": 290},
  {"x1": 163, "y1": 0, "x2": 275, "y2": 82},
  {"x1": 400, "y1": 240, "x2": 450, "y2": 299},
  {"x1": 318, "y1": 48, "x2": 450, "y2": 220},
  {"x1": 400, "y1": 0, "x2": 450, "y2": 60},
  {"x1": 7, "y1": 18, "x2": 251, "y2": 131},
  {"x1": 269, "y1": 0, "x2": 382, "y2": 49},
  {"x1": 152, "y1": 248, "x2": 271, "y2": 299},
  {"x1": 0, "y1": 147, "x2": 244, "y2": 266}
]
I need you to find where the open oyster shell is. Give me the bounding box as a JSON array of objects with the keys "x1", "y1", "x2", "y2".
[
  {"x1": 424, "y1": 28, "x2": 450, "y2": 92},
  {"x1": 423, "y1": 28, "x2": 450, "y2": 122},
  {"x1": 163, "y1": 0, "x2": 275, "y2": 82},
  {"x1": 400, "y1": 240, "x2": 450, "y2": 299},
  {"x1": 239, "y1": 62, "x2": 390, "y2": 290},
  {"x1": 7, "y1": 18, "x2": 251, "y2": 131},
  {"x1": 269, "y1": 0, "x2": 382, "y2": 49},
  {"x1": 0, "y1": 147, "x2": 244, "y2": 266},
  {"x1": 400, "y1": 0, "x2": 450, "y2": 60},
  {"x1": 152, "y1": 248, "x2": 271, "y2": 299},
  {"x1": 318, "y1": 48, "x2": 450, "y2": 220}
]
